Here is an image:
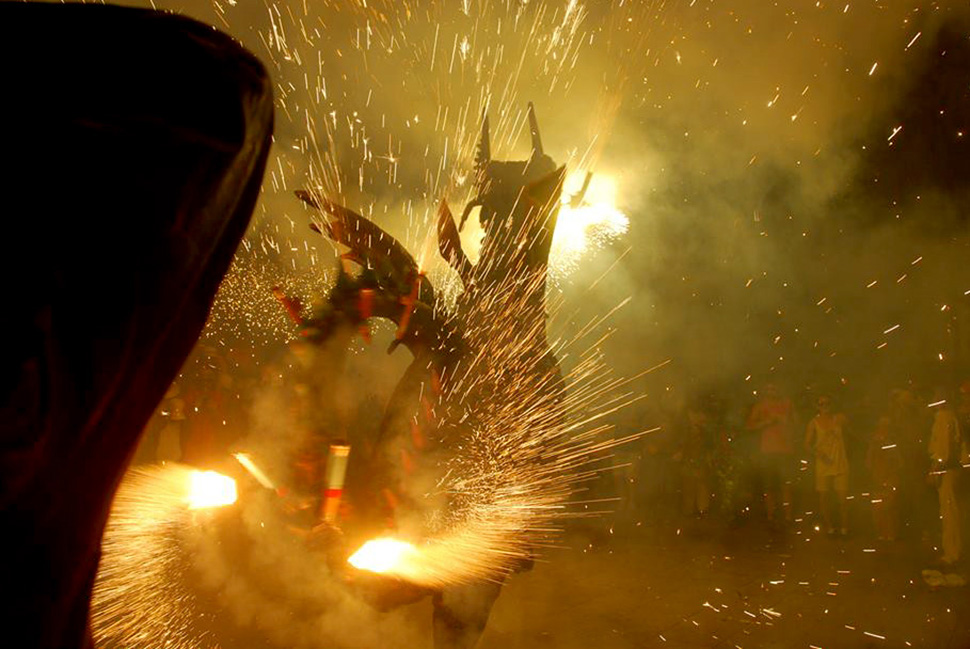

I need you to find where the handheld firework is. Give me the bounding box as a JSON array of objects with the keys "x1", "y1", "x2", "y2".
[{"x1": 321, "y1": 442, "x2": 351, "y2": 524}]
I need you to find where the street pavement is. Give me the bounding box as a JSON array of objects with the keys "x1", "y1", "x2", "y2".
[{"x1": 477, "y1": 515, "x2": 969, "y2": 649}]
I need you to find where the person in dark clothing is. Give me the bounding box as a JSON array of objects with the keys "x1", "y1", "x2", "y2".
[{"x1": 0, "y1": 5, "x2": 273, "y2": 647}]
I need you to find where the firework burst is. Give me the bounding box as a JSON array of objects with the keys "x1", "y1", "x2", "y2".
[
  {"x1": 95, "y1": 0, "x2": 660, "y2": 643},
  {"x1": 92, "y1": 465, "x2": 237, "y2": 649}
]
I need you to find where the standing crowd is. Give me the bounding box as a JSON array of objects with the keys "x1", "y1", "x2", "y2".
[
  {"x1": 615, "y1": 380, "x2": 970, "y2": 568},
  {"x1": 135, "y1": 341, "x2": 970, "y2": 569}
]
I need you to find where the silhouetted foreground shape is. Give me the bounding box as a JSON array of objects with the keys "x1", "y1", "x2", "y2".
[{"x1": 0, "y1": 4, "x2": 273, "y2": 647}]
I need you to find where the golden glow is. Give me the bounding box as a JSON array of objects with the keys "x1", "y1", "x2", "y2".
[
  {"x1": 347, "y1": 538, "x2": 418, "y2": 574},
  {"x1": 458, "y1": 172, "x2": 629, "y2": 280},
  {"x1": 185, "y1": 470, "x2": 238, "y2": 509},
  {"x1": 551, "y1": 173, "x2": 629, "y2": 278}
]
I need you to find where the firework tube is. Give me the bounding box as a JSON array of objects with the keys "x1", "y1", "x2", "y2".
[
  {"x1": 358, "y1": 288, "x2": 375, "y2": 343},
  {"x1": 358, "y1": 288, "x2": 375, "y2": 319},
  {"x1": 233, "y1": 452, "x2": 276, "y2": 490},
  {"x1": 395, "y1": 273, "x2": 422, "y2": 341},
  {"x1": 271, "y1": 286, "x2": 303, "y2": 325},
  {"x1": 321, "y1": 442, "x2": 351, "y2": 524}
]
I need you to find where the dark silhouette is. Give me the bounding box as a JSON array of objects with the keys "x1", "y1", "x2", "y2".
[{"x1": 0, "y1": 4, "x2": 273, "y2": 647}]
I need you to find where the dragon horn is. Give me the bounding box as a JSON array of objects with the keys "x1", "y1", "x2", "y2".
[
  {"x1": 527, "y1": 102, "x2": 544, "y2": 157},
  {"x1": 437, "y1": 199, "x2": 472, "y2": 286},
  {"x1": 475, "y1": 112, "x2": 491, "y2": 175}
]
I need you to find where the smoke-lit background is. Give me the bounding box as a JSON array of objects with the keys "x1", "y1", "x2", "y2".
[
  {"x1": 106, "y1": 0, "x2": 970, "y2": 647},
  {"x1": 144, "y1": 0, "x2": 970, "y2": 407}
]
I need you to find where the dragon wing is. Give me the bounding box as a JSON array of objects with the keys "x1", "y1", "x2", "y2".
[
  {"x1": 296, "y1": 189, "x2": 420, "y2": 293},
  {"x1": 436, "y1": 199, "x2": 473, "y2": 287}
]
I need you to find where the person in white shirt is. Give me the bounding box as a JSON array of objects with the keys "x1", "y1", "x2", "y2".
[
  {"x1": 928, "y1": 389, "x2": 964, "y2": 566},
  {"x1": 805, "y1": 396, "x2": 850, "y2": 536}
]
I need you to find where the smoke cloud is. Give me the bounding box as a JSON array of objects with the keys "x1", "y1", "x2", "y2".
[{"x1": 106, "y1": 1, "x2": 970, "y2": 647}]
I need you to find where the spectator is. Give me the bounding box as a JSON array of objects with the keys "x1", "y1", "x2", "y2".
[
  {"x1": 746, "y1": 384, "x2": 796, "y2": 526},
  {"x1": 155, "y1": 382, "x2": 186, "y2": 462},
  {"x1": 928, "y1": 389, "x2": 965, "y2": 566},
  {"x1": 677, "y1": 400, "x2": 715, "y2": 518},
  {"x1": 889, "y1": 386, "x2": 932, "y2": 541},
  {"x1": 867, "y1": 415, "x2": 902, "y2": 541},
  {"x1": 958, "y1": 380, "x2": 970, "y2": 443},
  {"x1": 805, "y1": 395, "x2": 850, "y2": 537}
]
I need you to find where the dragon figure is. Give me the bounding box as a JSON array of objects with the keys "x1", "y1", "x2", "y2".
[{"x1": 288, "y1": 103, "x2": 581, "y2": 648}]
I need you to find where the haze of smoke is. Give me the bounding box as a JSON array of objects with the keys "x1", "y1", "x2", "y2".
[
  {"x1": 99, "y1": 1, "x2": 969, "y2": 645},
  {"x1": 571, "y1": 3, "x2": 970, "y2": 405}
]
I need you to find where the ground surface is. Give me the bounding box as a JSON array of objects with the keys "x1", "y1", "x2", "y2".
[
  {"x1": 475, "y1": 516, "x2": 969, "y2": 649},
  {"x1": 172, "y1": 485, "x2": 970, "y2": 649}
]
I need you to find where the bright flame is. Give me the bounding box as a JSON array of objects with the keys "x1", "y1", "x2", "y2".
[
  {"x1": 458, "y1": 172, "x2": 629, "y2": 281},
  {"x1": 347, "y1": 538, "x2": 418, "y2": 574},
  {"x1": 551, "y1": 173, "x2": 629, "y2": 278},
  {"x1": 185, "y1": 470, "x2": 237, "y2": 509}
]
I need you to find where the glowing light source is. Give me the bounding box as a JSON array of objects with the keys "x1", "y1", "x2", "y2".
[
  {"x1": 459, "y1": 171, "x2": 629, "y2": 283},
  {"x1": 551, "y1": 172, "x2": 629, "y2": 279},
  {"x1": 347, "y1": 538, "x2": 418, "y2": 574},
  {"x1": 185, "y1": 470, "x2": 237, "y2": 509}
]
